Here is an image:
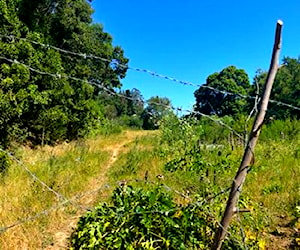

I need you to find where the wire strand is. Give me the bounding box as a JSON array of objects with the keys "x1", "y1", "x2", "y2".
[
  {"x1": 0, "y1": 147, "x2": 70, "y2": 202},
  {"x1": 1, "y1": 34, "x2": 299, "y2": 112},
  {"x1": 0, "y1": 178, "x2": 232, "y2": 238},
  {"x1": 0, "y1": 56, "x2": 245, "y2": 140}
]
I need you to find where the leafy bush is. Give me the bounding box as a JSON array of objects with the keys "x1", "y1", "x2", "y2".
[
  {"x1": 159, "y1": 115, "x2": 203, "y2": 158},
  {"x1": 70, "y1": 185, "x2": 217, "y2": 249},
  {"x1": 88, "y1": 119, "x2": 122, "y2": 137},
  {"x1": 116, "y1": 115, "x2": 143, "y2": 129},
  {"x1": 160, "y1": 115, "x2": 236, "y2": 180}
]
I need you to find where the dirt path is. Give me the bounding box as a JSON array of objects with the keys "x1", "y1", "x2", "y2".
[{"x1": 47, "y1": 130, "x2": 150, "y2": 249}]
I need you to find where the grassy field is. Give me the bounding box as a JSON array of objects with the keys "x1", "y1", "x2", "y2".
[
  {"x1": 0, "y1": 126, "x2": 299, "y2": 249},
  {"x1": 0, "y1": 130, "x2": 151, "y2": 249}
]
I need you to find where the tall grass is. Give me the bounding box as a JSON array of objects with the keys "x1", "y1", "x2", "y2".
[
  {"x1": 0, "y1": 142, "x2": 110, "y2": 249},
  {"x1": 0, "y1": 130, "x2": 149, "y2": 249}
]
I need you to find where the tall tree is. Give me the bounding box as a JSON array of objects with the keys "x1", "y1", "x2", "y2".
[
  {"x1": 194, "y1": 66, "x2": 250, "y2": 117},
  {"x1": 251, "y1": 57, "x2": 300, "y2": 119},
  {"x1": 121, "y1": 88, "x2": 144, "y2": 117},
  {"x1": 18, "y1": 0, "x2": 128, "y2": 90},
  {"x1": 142, "y1": 96, "x2": 172, "y2": 130},
  {"x1": 100, "y1": 88, "x2": 144, "y2": 118},
  {"x1": 0, "y1": 0, "x2": 129, "y2": 146}
]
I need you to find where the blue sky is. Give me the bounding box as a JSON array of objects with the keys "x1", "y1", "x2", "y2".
[{"x1": 91, "y1": 1, "x2": 300, "y2": 110}]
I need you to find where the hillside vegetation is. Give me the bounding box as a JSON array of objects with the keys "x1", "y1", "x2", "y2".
[{"x1": 0, "y1": 1, "x2": 299, "y2": 249}]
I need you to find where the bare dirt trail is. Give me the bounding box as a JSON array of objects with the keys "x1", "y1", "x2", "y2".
[
  {"x1": 46, "y1": 130, "x2": 151, "y2": 249},
  {"x1": 79, "y1": 130, "x2": 149, "y2": 205}
]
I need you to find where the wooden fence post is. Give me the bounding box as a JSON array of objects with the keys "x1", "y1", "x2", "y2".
[{"x1": 212, "y1": 20, "x2": 283, "y2": 250}]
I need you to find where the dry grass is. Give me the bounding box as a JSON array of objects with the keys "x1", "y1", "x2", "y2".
[{"x1": 0, "y1": 130, "x2": 151, "y2": 249}]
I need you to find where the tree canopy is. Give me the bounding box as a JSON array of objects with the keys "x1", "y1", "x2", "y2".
[
  {"x1": 0, "y1": 0, "x2": 128, "y2": 147},
  {"x1": 0, "y1": 0, "x2": 299, "y2": 147},
  {"x1": 194, "y1": 61, "x2": 300, "y2": 120},
  {"x1": 142, "y1": 96, "x2": 172, "y2": 130},
  {"x1": 251, "y1": 57, "x2": 300, "y2": 119},
  {"x1": 194, "y1": 66, "x2": 251, "y2": 117}
]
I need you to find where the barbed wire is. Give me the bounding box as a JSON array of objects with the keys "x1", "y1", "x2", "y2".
[
  {"x1": 268, "y1": 98, "x2": 300, "y2": 111},
  {"x1": 0, "y1": 178, "x2": 240, "y2": 244},
  {"x1": 1, "y1": 34, "x2": 299, "y2": 112},
  {"x1": 0, "y1": 180, "x2": 182, "y2": 233},
  {"x1": 0, "y1": 55, "x2": 247, "y2": 244},
  {"x1": 236, "y1": 206, "x2": 248, "y2": 250},
  {"x1": 145, "y1": 99, "x2": 245, "y2": 140},
  {"x1": 0, "y1": 184, "x2": 244, "y2": 247},
  {"x1": 0, "y1": 56, "x2": 245, "y2": 140},
  {"x1": 0, "y1": 33, "x2": 291, "y2": 248},
  {"x1": 0, "y1": 147, "x2": 71, "y2": 203},
  {"x1": 243, "y1": 80, "x2": 261, "y2": 146},
  {"x1": 0, "y1": 182, "x2": 112, "y2": 233}
]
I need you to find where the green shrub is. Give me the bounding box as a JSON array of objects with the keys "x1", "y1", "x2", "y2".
[
  {"x1": 159, "y1": 115, "x2": 203, "y2": 158},
  {"x1": 70, "y1": 185, "x2": 217, "y2": 249},
  {"x1": 116, "y1": 115, "x2": 143, "y2": 129},
  {"x1": 164, "y1": 147, "x2": 207, "y2": 173},
  {"x1": 262, "y1": 184, "x2": 283, "y2": 195}
]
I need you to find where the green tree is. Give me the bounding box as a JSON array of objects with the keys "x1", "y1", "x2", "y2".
[
  {"x1": 0, "y1": 0, "x2": 129, "y2": 146},
  {"x1": 99, "y1": 88, "x2": 145, "y2": 128},
  {"x1": 116, "y1": 88, "x2": 144, "y2": 117},
  {"x1": 194, "y1": 66, "x2": 251, "y2": 117},
  {"x1": 251, "y1": 57, "x2": 300, "y2": 119},
  {"x1": 18, "y1": 0, "x2": 128, "y2": 90},
  {"x1": 142, "y1": 96, "x2": 172, "y2": 130}
]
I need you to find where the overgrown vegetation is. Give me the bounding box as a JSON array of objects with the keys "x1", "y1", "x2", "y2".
[
  {"x1": 194, "y1": 61, "x2": 300, "y2": 120},
  {"x1": 69, "y1": 117, "x2": 299, "y2": 249},
  {"x1": 0, "y1": 117, "x2": 299, "y2": 249},
  {"x1": 70, "y1": 185, "x2": 218, "y2": 249},
  {"x1": 0, "y1": 131, "x2": 149, "y2": 249},
  {"x1": 0, "y1": 1, "x2": 299, "y2": 249}
]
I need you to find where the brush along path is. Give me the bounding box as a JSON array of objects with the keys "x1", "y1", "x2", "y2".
[{"x1": 47, "y1": 130, "x2": 151, "y2": 249}]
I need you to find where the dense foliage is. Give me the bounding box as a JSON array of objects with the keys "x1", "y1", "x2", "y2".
[
  {"x1": 0, "y1": 2, "x2": 299, "y2": 248},
  {"x1": 194, "y1": 66, "x2": 251, "y2": 117},
  {"x1": 70, "y1": 185, "x2": 218, "y2": 250},
  {"x1": 0, "y1": 0, "x2": 128, "y2": 147},
  {"x1": 68, "y1": 114, "x2": 298, "y2": 249},
  {"x1": 142, "y1": 96, "x2": 172, "y2": 130},
  {"x1": 194, "y1": 60, "x2": 300, "y2": 120},
  {"x1": 251, "y1": 57, "x2": 300, "y2": 119},
  {"x1": 99, "y1": 88, "x2": 145, "y2": 128},
  {"x1": 1, "y1": 0, "x2": 298, "y2": 149}
]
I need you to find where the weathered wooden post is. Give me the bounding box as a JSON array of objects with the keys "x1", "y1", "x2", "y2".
[{"x1": 212, "y1": 20, "x2": 283, "y2": 250}]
